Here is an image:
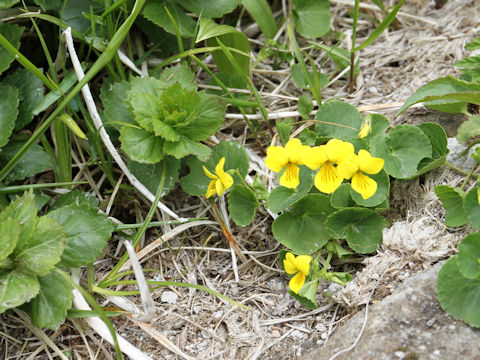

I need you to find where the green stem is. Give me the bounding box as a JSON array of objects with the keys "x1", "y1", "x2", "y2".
[
  {"x1": 0, "y1": 0, "x2": 147, "y2": 183},
  {"x1": 0, "y1": 181, "x2": 87, "y2": 193},
  {"x1": 116, "y1": 218, "x2": 207, "y2": 230},
  {"x1": 461, "y1": 160, "x2": 479, "y2": 191},
  {"x1": 99, "y1": 157, "x2": 167, "y2": 286},
  {"x1": 445, "y1": 160, "x2": 470, "y2": 176}
]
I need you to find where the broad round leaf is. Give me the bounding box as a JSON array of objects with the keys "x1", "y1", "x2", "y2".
[
  {"x1": 267, "y1": 166, "x2": 314, "y2": 213},
  {"x1": 47, "y1": 205, "x2": 115, "y2": 268},
  {"x1": 326, "y1": 208, "x2": 387, "y2": 254},
  {"x1": 351, "y1": 169, "x2": 390, "y2": 207},
  {"x1": 437, "y1": 256, "x2": 480, "y2": 328},
  {"x1": 0, "y1": 218, "x2": 20, "y2": 261},
  {"x1": 128, "y1": 156, "x2": 180, "y2": 197},
  {"x1": 457, "y1": 233, "x2": 480, "y2": 279},
  {"x1": 13, "y1": 216, "x2": 66, "y2": 276},
  {"x1": 0, "y1": 269, "x2": 39, "y2": 313},
  {"x1": 163, "y1": 137, "x2": 212, "y2": 161},
  {"x1": 330, "y1": 183, "x2": 356, "y2": 209},
  {"x1": 31, "y1": 270, "x2": 73, "y2": 330},
  {"x1": 0, "y1": 23, "x2": 24, "y2": 76},
  {"x1": 457, "y1": 115, "x2": 480, "y2": 145},
  {"x1": 160, "y1": 63, "x2": 196, "y2": 91},
  {"x1": 315, "y1": 101, "x2": 363, "y2": 140},
  {"x1": 370, "y1": 124, "x2": 432, "y2": 179},
  {"x1": 0, "y1": 84, "x2": 18, "y2": 148},
  {"x1": 464, "y1": 187, "x2": 480, "y2": 230},
  {"x1": 434, "y1": 185, "x2": 468, "y2": 227},
  {"x1": 227, "y1": 185, "x2": 258, "y2": 227},
  {"x1": 292, "y1": 0, "x2": 330, "y2": 39},
  {"x1": 364, "y1": 113, "x2": 390, "y2": 138},
  {"x1": 413, "y1": 122, "x2": 448, "y2": 177},
  {"x1": 119, "y1": 127, "x2": 165, "y2": 164},
  {"x1": 49, "y1": 190, "x2": 99, "y2": 211},
  {"x1": 100, "y1": 80, "x2": 135, "y2": 130},
  {"x1": 272, "y1": 194, "x2": 335, "y2": 254}
]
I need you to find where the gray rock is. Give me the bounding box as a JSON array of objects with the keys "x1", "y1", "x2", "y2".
[
  {"x1": 447, "y1": 137, "x2": 480, "y2": 171},
  {"x1": 303, "y1": 262, "x2": 480, "y2": 360}
]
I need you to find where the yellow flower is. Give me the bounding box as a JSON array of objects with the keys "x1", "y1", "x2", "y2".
[
  {"x1": 302, "y1": 139, "x2": 355, "y2": 194},
  {"x1": 339, "y1": 149, "x2": 384, "y2": 199},
  {"x1": 264, "y1": 138, "x2": 307, "y2": 188},
  {"x1": 283, "y1": 252, "x2": 312, "y2": 294},
  {"x1": 202, "y1": 157, "x2": 234, "y2": 198}
]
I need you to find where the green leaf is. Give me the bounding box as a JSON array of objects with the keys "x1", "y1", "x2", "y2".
[
  {"x1": 60, "y1": 0, "x2": 103, "y2": 34},
  {"x1": 163, "y1": 137, "x2": 211, "y2": 161},
  {"x1": 0, "y1": 84, "x2": 19, "y2": 148},
  {"x1": 13, "y1": 216, "x2": 66, "y2": 276},
  {"x1": 33, "y1": 0, "x2": 62, "y2": 10},
  {"x1": 292, "y1": 0, "x2": 330, "y2": 39},
  {"x1": 179, "y1": 93, "x2": 225, "y2": 141},
  {"x1": 326, "y1": 208, "x2": 387, "y2": 254},
  {"x1": 437, "y1": 256, "x2": 480, "y2": 328},
  {"x1": 369, "y1": 125, "x2": 432, "y2": 179},
  {"x1": 353, "y1": 0, "x2": 406, "y2": 52},
  {"x1": 413, "y1": 122, "x2": 448, "y2": 177},
  {"x1": 464, "y1": 187, "x2": 480, "y2": 230},
  {"x1": 49, "y1": 190, "x2": 99, "y2": 211},
  {"x1": 119, "y1": 127, "x2": 165, "y2": 164},
  {"x1": 0, "y1": 218, "x2": 20, "y2": 261},
  {"x1": 128, "y1": 156, "x2": 180, "y2": 196},
  {"x1": 434, "y1": 185, "x2": 468, "y2": 227},
  {"x1": 241, "y1": 0, "x2": 277, "y2": 39},
  {"x1": 31, "y1": 270, "x2": 73, "y2": 330},
  {"x1": 288, "y1": 280, "x2": 318, "y2": 310},
  {"x1": 208, "y1": 32, "x2": 251, "y2": 77},
  {"x1": 0, "y1": 23, "x2": 24, "y2": 76},
  {"x1": 457, "y1": 115, "x2": 480, "y2": 145},
  {"x1": 0, "y1": 269, "x2": 39, "y2": 313},
  {"x1": 173, "y1": 0, "x2": 241, "y2": 18},
  {"x1": 0, "y1": 142, "x2": 52, "y2": 182},
  {"x1": 276, "y1": 118, "x2": 293, "y2": 146},
  {"x1": 291, "y1": 63, "x2": 328, "y2": 90},
  {"x1": 330, "y1": 183, "x2": 356, "y2": 209},
  {"x1": 364, "y1": 113, "x2": 390, "y2": 138},
  {"x1": 0, "y1": 0, "x2": 19, "y2": 9},
  {"x1": 272, "y1": 194, "x2": 335, "y2": 254},
  {"x1": 160, "y1": 63, "x2": 196, "y2": 91},
  {"x1": 227, "y1": 185, "x2": 258, "y2": 226},
  {"x1": 351, "y1": 169, "x2": 390, "y2": 207},
  {"x1": 0, "y1": 192, "x2": 37, "y2": 251},
  {"x1": 315, "y1": 101, "x2": 363, "y2": 141},
  {"x1": 143, "y1": 0, "x2": 196, "y2": 37},
  {"x1": 4, "y1": 69, "x2": 45, "y2": 131},
  {"x1": 457, "y1": 233, "x2": 480, "y2": 280},
  {"x1": 196, "y1": 18, "x2": 236, "y2": 43},
  {"x1": 34, "y1": 70, "x2": 80, "y2": 116},
  {"x1": 100, "y1": 80, "x2": 135, "y2": 130},
  {"x1": 181, "y1": 141, "x2": 250, "y2": 196},
  {"x1": 267, "y1": 166, "x2": 314, "y2": 213},
  {"x1": 398, "y1": 76, "x2": 480, "y2": 115},
  {"x1": 46, "y1": 205, "x2": 114, "y2": 268},
  {"x1": 298, "y1": 93, "x2": 313, "y2": 119}
]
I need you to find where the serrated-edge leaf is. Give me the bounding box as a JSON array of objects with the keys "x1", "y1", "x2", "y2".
[
  {"x1": 0, "y1": 269, "x2": 39, "y2": 313},
  {"x1": 0, "y1": 84, "x2": 18, "y2": 148},
  {"x1": 0, "y1": 218, "x2": 20, "y2": 261}
]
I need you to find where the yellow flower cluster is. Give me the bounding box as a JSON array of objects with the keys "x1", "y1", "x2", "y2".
[
  {"x1": 283, "y1": 252, "x2": 312, "y2": 294},
  {"x1": 265, "y1": 138, "x2": 385, "y2": 200}
]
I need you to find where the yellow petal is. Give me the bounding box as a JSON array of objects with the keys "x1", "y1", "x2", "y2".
[
  {"x1": 325, "y1": 139, "x2": 355, "y2": 164},
  {"x1": 203, "y1": 165, "x2": 218, "y2": 180},
  {"x1": 215, "y1": 178, "x2": 226, "y2": 196},
  {"x1": 336, "y1": 154, "x2": 358, "y2": 179},
  {"x1": 280, "y1": 163, "x2": 300, "y2": 188},
  {"x1": 283, "y1": 252, "x2": 298, "y2": 274},
  {"x1": 358, "y1": 123, "x2": 370, "y2": 139},
  {"x1": 302, "y1": 146, "x2": 327, "y2": 170},
  {"x1": 215, "y1": 157, "x2": 227, "y2": 175},
  {"x1": 314, "y1": 162, "x2": 343, "y2": 194},
  {"x1": 289, "y1": 272, "x2": 306, "y2": 294},
  {"x1": 357, "y1": 150, "x2": 384, "y2": 174},
  {"x1": 351, "y1": 172, "x2": 377, "y2": 199},
  {"x1": 285, "y1": 138, "x2": 304, "y2": 164},
  {"x1": 219, "y1": 171, "x2": 234, "y2": 193},
  {"x1": 265, "y1": 146, "x2": 289, "y2": 172},
  {"x1": 205, "y1": 180, "x2": 217, "y2": 198},
  {"x1": 293, "y1": 255, "x2": 312, "y2": 276}
]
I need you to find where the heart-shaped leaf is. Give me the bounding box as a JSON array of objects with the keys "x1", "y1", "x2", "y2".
[
  {"x1": 272, "y1": 194, "x2": 335, "y2": 254},
  {"x1": 456, "y1": 233, "x2": 480, "y2": 280},
  {"x1": 435, "y1": 185, "x2": 468, "y2": 227},
  {"x1": 464, "y1": 187, "x2": 480, "y2": 230},
  {"x1": 326, "y1": 208, "x2": 387, "y2": 254},
  {"x1": 227, "y1": 185, "x2": 258, "y2": 226},
  {"x1": 292, "y1": 0, "x2": 330, "y2": 39},
  {"x1": 119, "y1": 127, "x2": 165, "y2": 164},
  {"x1": 315, "y1": 101, "x2": 363, "y2": 141}
]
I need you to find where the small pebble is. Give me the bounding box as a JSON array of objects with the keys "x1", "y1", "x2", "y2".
[
  {"x1": 290, "y1": 330, "x2": 305, "y2": 340},
  {"x1": 394, "y1": 350, "x2": 406, "y2": 359}
]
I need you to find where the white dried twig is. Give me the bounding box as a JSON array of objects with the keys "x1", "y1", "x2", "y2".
[{"x1": 63, "y1": 27, "x2": 179, "y2": 220}]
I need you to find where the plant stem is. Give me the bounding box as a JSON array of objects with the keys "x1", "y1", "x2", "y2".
[{"x1": 461, "y1": 160, "x2": 480, "y2": 191}]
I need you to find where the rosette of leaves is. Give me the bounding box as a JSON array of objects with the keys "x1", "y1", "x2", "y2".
[
  {"x1": 118, "y1": 65, "x2": 225, "y2": 163},
  {"x1": 0, "y1": 191, "x2": 114, "y2": 330}
]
